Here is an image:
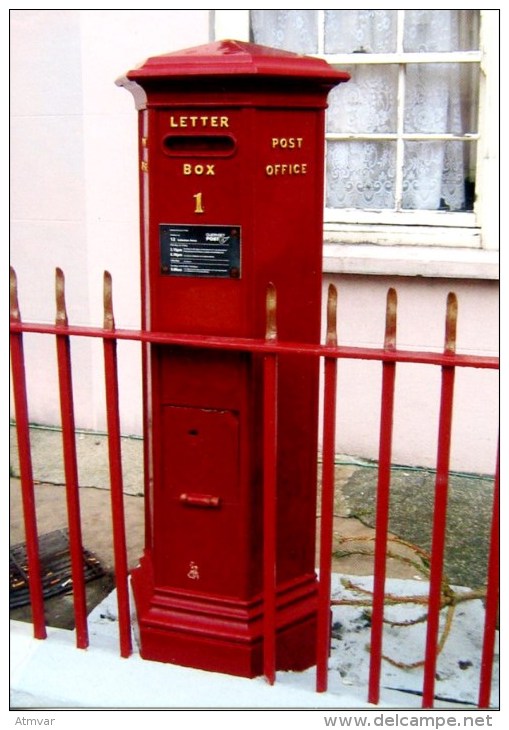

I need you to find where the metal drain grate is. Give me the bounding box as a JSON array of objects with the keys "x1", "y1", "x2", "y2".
[{"x1": 10, "y1": 528, "x2": 105, "y2": 609}]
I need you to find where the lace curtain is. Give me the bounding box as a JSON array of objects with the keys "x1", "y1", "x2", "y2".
[{"x1": 251, "y1": 10, "x2": 478, "y2": 211}]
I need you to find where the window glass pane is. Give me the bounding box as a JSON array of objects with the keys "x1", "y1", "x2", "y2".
[
  {"x1": 325, "y1": 10, "x2": 397, "y2": 53},
  {"x1": 326, "y1": 141, "x2": 396, "y2": 209},
  {"x1": 250, "y1": 9, "x2": 318, "y2": 53},
  {"x1": 404, "y1": 63, "x2": 479, "y2": 134},
  {"x1": 402, "y1": 141, "x2": 475, "y2": 211},
  {"x1": 327, "y1": 65, "x2": 398, "y2": 134},
  {"x1": 404, "y1": 10, "x2": 479, "y2": 52}
]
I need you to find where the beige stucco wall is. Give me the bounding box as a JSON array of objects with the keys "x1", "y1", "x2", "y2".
[{"x1": 10, "y1": 10, "x2": 499, "y2": 474}]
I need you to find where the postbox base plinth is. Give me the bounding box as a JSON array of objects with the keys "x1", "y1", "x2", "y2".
[{"x1": 131, "y1": 553, "x2": 318, "y2": 678}]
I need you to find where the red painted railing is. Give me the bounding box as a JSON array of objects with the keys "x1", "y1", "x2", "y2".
[{"x1": 9, "y1": 267, "x2": 499, "y2": 707}]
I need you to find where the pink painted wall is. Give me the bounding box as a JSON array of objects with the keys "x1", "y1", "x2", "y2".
[{"x1": 321, "y1": 274, "x2": 499, "y2": 474}]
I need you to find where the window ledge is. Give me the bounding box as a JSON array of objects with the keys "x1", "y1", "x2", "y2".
[{"x1": 323, "y1": 243, "x2": 499, "y2": 280}]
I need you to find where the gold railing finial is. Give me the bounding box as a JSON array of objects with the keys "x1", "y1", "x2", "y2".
[
  {"x1": 55, "y1": 268, "x2": 68, "y2": 327},
  {"x1": 384, "y1": 288, "x2": 397, "y2": 351},
  {"x1": 103, "y1": 271, "x2": 115, "y2": 331},
  {"x1": 10, "y1": 266, "x2": 21, "y2": 323},
  {"x1": 326, "y1": 284, "x2": 338, "y2": 347},
  {"x1": 445, "y1": 292, "x2": 458, "y2": 354},
  {"x1": 265, "y1": 282, "x2": 277, "y2": 341}
]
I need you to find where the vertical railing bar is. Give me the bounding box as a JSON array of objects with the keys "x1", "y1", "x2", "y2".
[
  {"x1": 368, "y1": 287, "x2": 398, "y2": 705},
  {"x1": 54, "y1": 268, "x2": 89, "y2": 649},
  {"x1": 422, "y1": 292, "x2": 458, "y2": 708},
  {"x1": 263, "y1": 283, "x2": 278, "y2": 685},
  {"x1": 102, "y1": 271, "x2": 132, "y2": 658},
  {"x1": 478, "y1": 444, "x2": 500, "y2": 708},
  {"x1": 316, "y1": 284, "x2": 339, "y2": 693},
  {"x1": 9, "y1": 267, "x2": 47, "y2": 640}
]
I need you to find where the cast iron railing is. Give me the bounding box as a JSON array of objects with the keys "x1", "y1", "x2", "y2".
[{"x1": 9, "y1": 266, "x2": 499, "y2": 708}]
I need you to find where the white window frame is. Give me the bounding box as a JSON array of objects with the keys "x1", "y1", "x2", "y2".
[{"x1": 214, "y1": 10, "x2": 498, "y2": 278}]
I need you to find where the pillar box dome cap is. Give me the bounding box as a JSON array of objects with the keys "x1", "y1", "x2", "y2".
[{"x1": 125, "y1": 39, "x2": 350, "y2": 86}]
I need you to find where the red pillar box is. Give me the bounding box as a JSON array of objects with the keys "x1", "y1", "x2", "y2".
[{"x1": 118, "y1": 40, "x2": 348, "y2": 678}]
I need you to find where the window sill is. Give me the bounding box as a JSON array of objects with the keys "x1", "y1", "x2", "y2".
[{"x1": 323, "y1": 243, "x2": 499, "y2": 280}]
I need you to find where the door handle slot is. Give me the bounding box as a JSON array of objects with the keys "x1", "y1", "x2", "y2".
[{"x1": 179, "y1": 492, "x2": 221, "y2": 508}]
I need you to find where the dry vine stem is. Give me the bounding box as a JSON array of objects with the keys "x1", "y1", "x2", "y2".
[{"x1": 330, "y1": 535, "x2": 487, "y2": 669}]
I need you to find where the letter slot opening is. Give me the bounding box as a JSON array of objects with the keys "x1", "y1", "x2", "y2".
[{"x1": 162, "y1": 134, "x2": 237, "y2": 157}]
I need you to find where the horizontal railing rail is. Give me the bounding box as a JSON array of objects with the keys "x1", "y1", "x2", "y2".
[{"x1": 8, "y1": 319, "x2": 499, "y2": 370}]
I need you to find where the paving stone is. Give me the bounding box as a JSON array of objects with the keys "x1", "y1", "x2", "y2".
[{"x1": 341, "y1": 466, "x2": 495, "y2": 588}]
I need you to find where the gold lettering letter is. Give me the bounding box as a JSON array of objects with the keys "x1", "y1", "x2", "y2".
[{"x1": 183, "y1": 164, "x2": 192, "y2": 175}]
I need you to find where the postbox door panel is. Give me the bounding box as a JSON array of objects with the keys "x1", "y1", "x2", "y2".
[{"x1": 155, "y1": 404, "x2": 245, "y2": 596}]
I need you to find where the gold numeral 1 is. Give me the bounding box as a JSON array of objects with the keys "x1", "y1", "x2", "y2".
[{"x1": 193, "y1": 192, "x2": 204, "y2": 214}]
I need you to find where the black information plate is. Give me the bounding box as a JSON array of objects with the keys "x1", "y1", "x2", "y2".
[{"x1": 160, "y1": 224, "x2": 241, "y2": 279}]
